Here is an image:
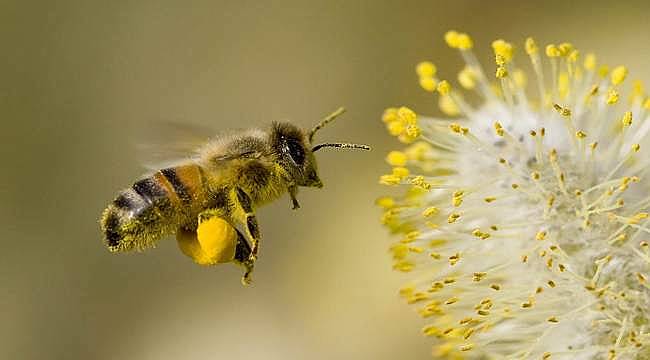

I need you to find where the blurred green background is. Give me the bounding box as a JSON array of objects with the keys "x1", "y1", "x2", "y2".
[{"x1": 1, "y1": 1, "x2": 648, "y2": 359}]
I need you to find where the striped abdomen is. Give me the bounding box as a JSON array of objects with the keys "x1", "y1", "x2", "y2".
[{"x1": 100, "y1": 165, "x2": 207, "y2": 252}]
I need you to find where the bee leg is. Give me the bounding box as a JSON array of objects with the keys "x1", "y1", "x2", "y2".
[
  {"x1": 241, "y1": 258, "x2": 255, "y2": 285},
  {"x1": 233, "y1": 231, "x2": 255, "y2": 285},
  {"x1": 289, "y1": 185, "x2": 300, "y2": 210},
  {"x1": 232, "y1": 187, "x2": 262, "y2": 263}
]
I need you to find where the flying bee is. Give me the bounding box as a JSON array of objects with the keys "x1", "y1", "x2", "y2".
[{"x1": 100, "y1": 108, "x2": 370, "y2": 285}]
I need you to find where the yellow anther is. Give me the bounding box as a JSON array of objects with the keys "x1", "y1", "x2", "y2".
[
  {"x1": 437, "y1": 80, "x2": 451, "y2": 95},
  {"x1": 458, "y1": 66, "x2": 476, "y2": 89},
  {"x1": 531, "y1": 171, "x2": 541, "y2": 180},
  {"x1": 473, "y1": 272, "x2": 487, "y2": 281},
  {"x1": 622, "y1": 111, "x2": 633, "y2": 127},
  {"x1": 584, "y1": 53, "x2": 596, "y2": 71},
  {"x1": 590, "y1": 142, "x2": 598, "y2": 151},
  {"x1": 553, "y1": 104, "x2": 572, "y2": 117},
  {"x1": 404, "y1": 231, "x2": 420, "y2": 242},
  {"x1": 529, "y1": 130, "x2": 537, "y2": 137},
  {"x1": 452, "y1": 190, "x2": 464, "y2": 207},
  {"x1": 558, "y1": 42, "x2": 574, "y2": 56},
  {"x1": 492, "y1": 39, "x2": 513, "y2": 63},
  {"x1": 536, "y1": 231, "x2": 547, "y2": 241},
  {"x1": 406, "y1": 291, "x2": 429, "y2": 304},
  {"x1": 392, "y1": 167, "x2": 410, "y2": 179},
  {"x1": 410, "y1": 175, "x2": 431, "y2": 190},
  {"x1": 405, "y1": 141, "x2": 432, "y2": 161},
  {"x1": 568, "y1": 49, "x2": 579, "y2": 63},
  {"x1": 448, "y1": 212, "x2": 461, "y2": 224},
  {"x1": 422, "y1": 207, "x2": 439, "y2": 217},
  {"x1": 386, "y1": 151, "x2": 408, "y2": 166},
  {"x1": 490, "y1": 284, "x2": 501, "y2": 291},
  {"x1": 386, "y1": 120, "x2": 404, "y2": 136},
  {"x1": 598, "y1": 65, "x2": 610, "y2": 78},
  {"x1": 632, "y1": 144, "x2": 641, "y2": 152},
  {"x1": 449, "y1": 123, "x2": 469, "y2": 135},
  {"x1": 459, "y1": 344, "x2": 474, "y2": 352},
  {"x1": 494, "y1": 121, "x2": 505, "y2": 136},
  {"x1": 444, "y1": 30, "x2": 473, "y2": 50},
  {"x1": 543, "y1": 352, "x2": 551, "y2": 359},
  {"x1": 525, "y1": 37, "x2": 538, "y2": 55},
  {"x1": 397, "y1": 106, "x2": 417, "y2": 124},
  {"x1": 444, "y1": 30, "x2": 460, "y2": 47},
  {"x1": 416, "y1": 61, "x2": 437, "y2": 78},
  {"x1": 399, "y1": 285, "x2": 415, "y2": 297},
  {"x1": 547, "y1": 280, "x2": 556, "y2": 287},
  {"x1": 611, "y1": 65, "x2": 628, "y2": 85},
  {"x1": 382, "y1": 108, "x2": 398, "y2": 123},
  {"x1": 477, "y1": 309, "x2": 490, "y2": 316},
  {"x1": 471, "y1": 229, "x2": 490, "y2": 240},
  {"x1": 379, "y1": 174, "x2": 401, "y2": 185},
  {"x1": 456, "y1": 33, "x2": 473, "y2": 50},
  {"x1": 484, "y1": 197, "x2": 497, "y2": 203},
  {"x1": 418, "y1": 76, "x2": 437, "y2": 92},
  {"x1": 393, "y1": 260, "x2": 414, "y2": 272},
  {"x1": 576, "y1": 130, "x2": 587, "y2": 139},
  {"x1": 632, "y1": 80, "x2": 645, "y2": 98},
  {"x1": 405, "y1": 124, "x2": 421, "y2": 138},
  {"x1": 375, "y1": 196, "x2": 395, "y2": 209},
  {"x1": 439, "y1": 95, "x2": 460, "y2": 116},
  {"x1": 522, "y1": 255, "x2": 529, "y2": 263},
  {"x1": 644, "y1": 98, "x2": 650, "y2": 110},
  {"x1": 445, "y1": 296, "x2": 459, "y2": 305},
  {"x1": 606, "y1": 89, "x2": 619, "y2": 104},
  {"x1": 545, "y1": 44, "x2": 561, "y2": 57},
  {"x1": 495, "y1": 66, "x2": 508, "y2": 79},
  {"x1": 463, "y1": 328, "x2": 475, "y2": 340},
  {"x1": 628, "y1": 213, "x2": 648, "y2": 225}
]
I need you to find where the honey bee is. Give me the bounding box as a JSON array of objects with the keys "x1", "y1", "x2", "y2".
[{"x1": 100, "y1": 108, "x2": 370, "y2": 284}]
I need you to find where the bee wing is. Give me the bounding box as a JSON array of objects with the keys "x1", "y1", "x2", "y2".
[{"x1": 135, "y1": 121, "x2": 216, "y2": 170}]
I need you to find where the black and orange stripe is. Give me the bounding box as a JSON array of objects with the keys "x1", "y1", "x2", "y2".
[{"x1": 100, "y1": 164, "x2": 211, "y2": 252}]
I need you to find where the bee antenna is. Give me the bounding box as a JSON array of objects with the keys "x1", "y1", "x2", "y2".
[
  {"x1": 312, "y1": 142, "x2": 371, "y2": 152},
  {"x1": 308, "y1": 107, "x2": 346, "y2": 143}
]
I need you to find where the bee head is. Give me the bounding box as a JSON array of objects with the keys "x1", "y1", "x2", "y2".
[
  {"x1": 270, "y1": 122, "x2": 323, "y2": 188},
  {"x1": 270, "y1": 108, "x2": 370, "y2": 189}
]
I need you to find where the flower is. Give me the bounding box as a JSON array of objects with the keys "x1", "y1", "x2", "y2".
[{"x1": 378, "y1": 31, "x2": 650, "y2": 359}]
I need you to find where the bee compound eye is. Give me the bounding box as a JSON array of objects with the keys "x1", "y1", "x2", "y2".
[{"x1": 286, "y1": 138, "x2": 305, "y2": 166}]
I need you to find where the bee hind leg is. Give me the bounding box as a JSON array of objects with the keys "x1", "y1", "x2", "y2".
[
  {"x1": 232, "y1": 187, "x2": 262, "y2": 262},
  {"x1": 233, "y1": 230, "x2": 255, "y2": 285}
]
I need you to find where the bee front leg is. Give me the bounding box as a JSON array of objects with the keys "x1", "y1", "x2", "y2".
[{"x1": 289, "y1": 185, "x2": 300, "y2": 210}]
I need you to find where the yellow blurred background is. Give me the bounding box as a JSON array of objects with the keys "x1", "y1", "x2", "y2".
[{"x1": 1, "y1": 1, "x2": 648, "y2": 359}]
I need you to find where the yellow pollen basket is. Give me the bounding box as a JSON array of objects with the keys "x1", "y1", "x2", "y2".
[{"x1": 177, "y1": 217, "x2": 238, "y2": 265}]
